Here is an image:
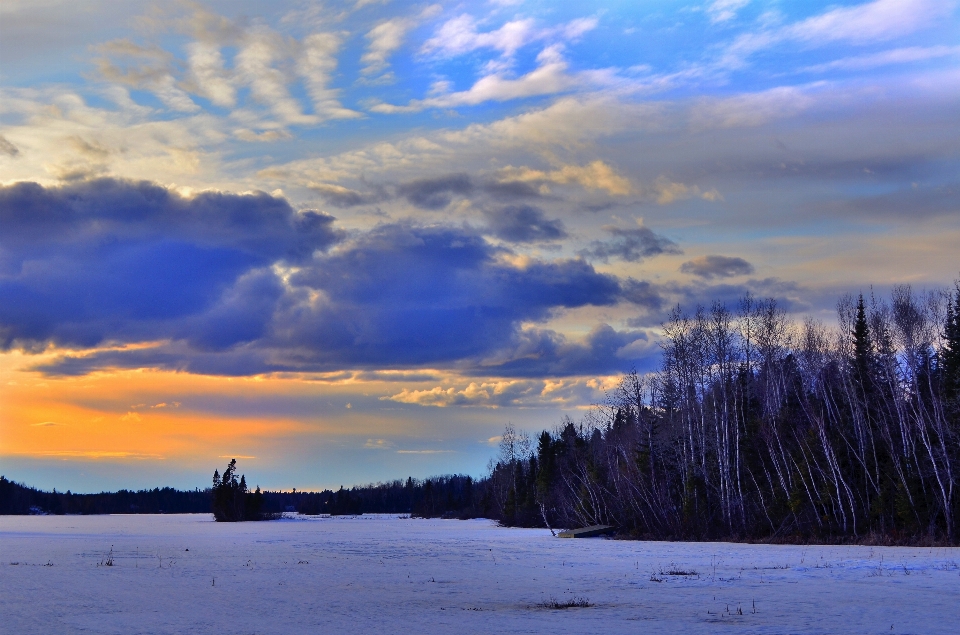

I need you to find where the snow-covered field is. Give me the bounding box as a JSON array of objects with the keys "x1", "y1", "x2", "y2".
[{"x1": 1, "y1": 514, "x2": 958, "y2": 634}]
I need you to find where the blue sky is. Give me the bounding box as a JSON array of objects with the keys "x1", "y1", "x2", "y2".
[{"x1": 1, "y1": 0, "x2": 959, "y2": 492}]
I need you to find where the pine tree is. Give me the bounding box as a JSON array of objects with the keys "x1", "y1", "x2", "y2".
[
  {"x1": 852, "y1": 293, "x2": 875, "y2": 397},
  {"x1": 943, "y1": 284, "x2": 960, "y2": 402}
]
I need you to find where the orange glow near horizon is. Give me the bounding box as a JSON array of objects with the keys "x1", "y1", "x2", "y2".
[
  {"x1": 0, "y1": 350, "x2": 545, "y2": 469},
  {"x1": 1, "y1": 349, "x2": 348, "y2": 462}
]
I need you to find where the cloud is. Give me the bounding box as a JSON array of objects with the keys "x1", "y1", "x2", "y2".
[
  {"x1": 497, "y1": 160, "x2": 632, "y2": 196},
  {"x1": 648, "y1": 176, "x2": 723, "y2": 204},
  {"x1": 260, "y1": 97, "x2": 651, "y2": 190},
  {"x1": 785, "y1": 0, "x2": 952, "y2": 46},
  {"x1": 9, "y1": 187, "x2": 633, "y2": 377},
  {"x1": 184, "y1": 41, "x2": 236, "y2": 107},
  {"x1": 708, "y1": 0, "x2": 750, "y2": 24},
  {"x1": 298, "y1": 33, "x2": 362, "y2": 121},
  {"x1": 362, "y1": 17, "x2": 417, "y2": 76},
  {"x1": 384, "y1": 377, "x2": 599, "y2": 408},
  {"x1": 274, "y1": 224, "x2": 623, "y2": 370},
  {"x1": 422, "y1": 15, "x2": 538, "y2": 59},
  {"x1": 361, "y1": 6, "x2": 440, "y2": 77},
  {"x1": 680, "y1": 255, "x2": 755, "y2": 279},
  {"x1": 235, "y1": 29, "x2": 314, "y2": 125},
  {"x1": 807, "y1": 181, "x2": 960, "y2": 221},
  {"x1": 481, "y1": 180, "x2": 543, "y2": 200},
  {"x1": 474, "y1": 323, "x2": 657, "y2": 377},
  {"x1": 94, "y1": 39, "x2": 199, "y2": 112},
  {"x1": 0, "y1": 85, "x2": 238, "y2": 187},
  {"x1": 580, "y1": 224, "x2": 681, "y2": 263},
  {"x1": 89, "y1": 5, "x2": 361, "y2": 130},
  {"x1": 0, "y1": 135, "x2": 20, "y2": 157},
  {"x1": 481, "y1": 205, "x2": 566, "y2": 242},
  {"x1": 309, "y1": 182, "x2": 388, "y2": 207},
  {"x1": 688, "y1": 86, "x2": 819, "y2": 131},
  {"x1": 437, "y1": 43, "x2": 575, "y2": 104},
  {"x1": 422, "y1": 14, "x2": 597, "y2": 61},
  {"x1": 372, "y1": 44, "x2": 583, "y2": 112},
  {"x1": 625, "y1": 277, "x2": 809, "y2": 327},
  {"x1": 302, "y1": 172, "x2": 545, "y2": 213},
  {"x1": 397, "y1": 173, "x2": 473, "y2": 209},
  {"x1": 723, "y1": 0, "x2": 955, "y2": 68},
  {"x1": 619, "y1": 279, "x2": 666, "y2": 311},
  {"x1": 801, "y1": 45, "x2": 960, "y2": 73},
  {"x1": 0, "y1": 179, "x2": 342, "y2": 350}
]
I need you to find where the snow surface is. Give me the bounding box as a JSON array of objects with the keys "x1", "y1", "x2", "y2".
[{"x1": 1, "y1": 514, "x2": 958, "y2": 634}]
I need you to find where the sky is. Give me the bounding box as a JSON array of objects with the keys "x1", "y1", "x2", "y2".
[{"x1": 1, "y1": 0, "x2": 959, "y2": 493}]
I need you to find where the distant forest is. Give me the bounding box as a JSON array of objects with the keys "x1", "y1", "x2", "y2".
[
  {"x1": 0, "y1": 474, "x2": 483, "y2": 519},
  {"x1": 4, "y1": 284, "x2": 959, "y2": 545}
]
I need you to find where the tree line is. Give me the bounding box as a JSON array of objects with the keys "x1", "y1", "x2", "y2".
[
  {"x1": 0, "y1": 476, "x2": 210, "y2": 515},
  {"x1": 487, "y1": 284, "x2": 960, "y2": 544},
  {"x1": 0, "y1": 471, "x2": 487, "y2": 519},
  {"x1": 291, "y1": 475, "x2": 481, "y2": 518}
]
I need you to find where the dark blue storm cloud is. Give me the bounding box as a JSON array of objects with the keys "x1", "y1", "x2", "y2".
[
  {"x1": 267, "y1": 223, "x2": 625, "y2": 368},
  {"x1": 0, "y1": 179, "x2": 340, "y2": 349},
  {"x1": 4, "y1": 179, "x2": 658, "y2": 377}
]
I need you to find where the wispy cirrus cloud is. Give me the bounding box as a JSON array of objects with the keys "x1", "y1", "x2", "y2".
[
  {"x1": 801, "y1": 44, "x2": 960, "y2": 72},
  {"x1": 722, "y1": 0, "x2": 956, "y2": 69},
  {"x1": 373, "y1": 44, "x2": 607, "y2": 112},
  {"x1": 94, "y1": 40, "x2": 199, "y2": 112},
  {"x1": 422, "y1": 14, "x2": 596, "y2": 62},
  {"x1": 707, "y1": 0, "x2": 751, "y2": 24},
  {"x1": 91, "y1": 4, "x2": 361, "y2": 131},
  {"x1": 373, "y1": 13, "x2": 599, "y2": 112},
  {"x1": 360, "y1": 5, "x2": 441, "y2": 78},
  {"x1": 235, "y1": 29, "x2": 315, "y2": 125},
  {"x1": 299, "y1": 33, "x2": 363, "y2": 121}
]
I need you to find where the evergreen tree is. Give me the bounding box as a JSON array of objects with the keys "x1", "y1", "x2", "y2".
[
  {"x1": 853, "y1": 293, "x2": 873, "y2": 388},
  {"x1": 943, "y1": 284, "x2": 960, "y2": 402}
]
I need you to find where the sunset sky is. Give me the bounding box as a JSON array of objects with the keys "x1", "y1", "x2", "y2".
[{"x1": 2, "y1": 0, "x2": 959, "y2": 492}]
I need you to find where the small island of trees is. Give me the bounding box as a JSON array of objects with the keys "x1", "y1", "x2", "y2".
[{"x1": 211, "y1": 459, "x2": 276, "y2": 521}]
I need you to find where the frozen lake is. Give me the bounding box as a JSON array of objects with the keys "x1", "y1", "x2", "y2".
[{"x1": 1, "y1": 514, "x2": 958, "y2": 634}]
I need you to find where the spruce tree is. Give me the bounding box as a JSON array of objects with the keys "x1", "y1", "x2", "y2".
[
  {"x1": 853, "y1": 293, "x2": 873, "y2": 392},
  {"x1": 943, "y1": 284, "x2": 960, "y2": 402}
]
